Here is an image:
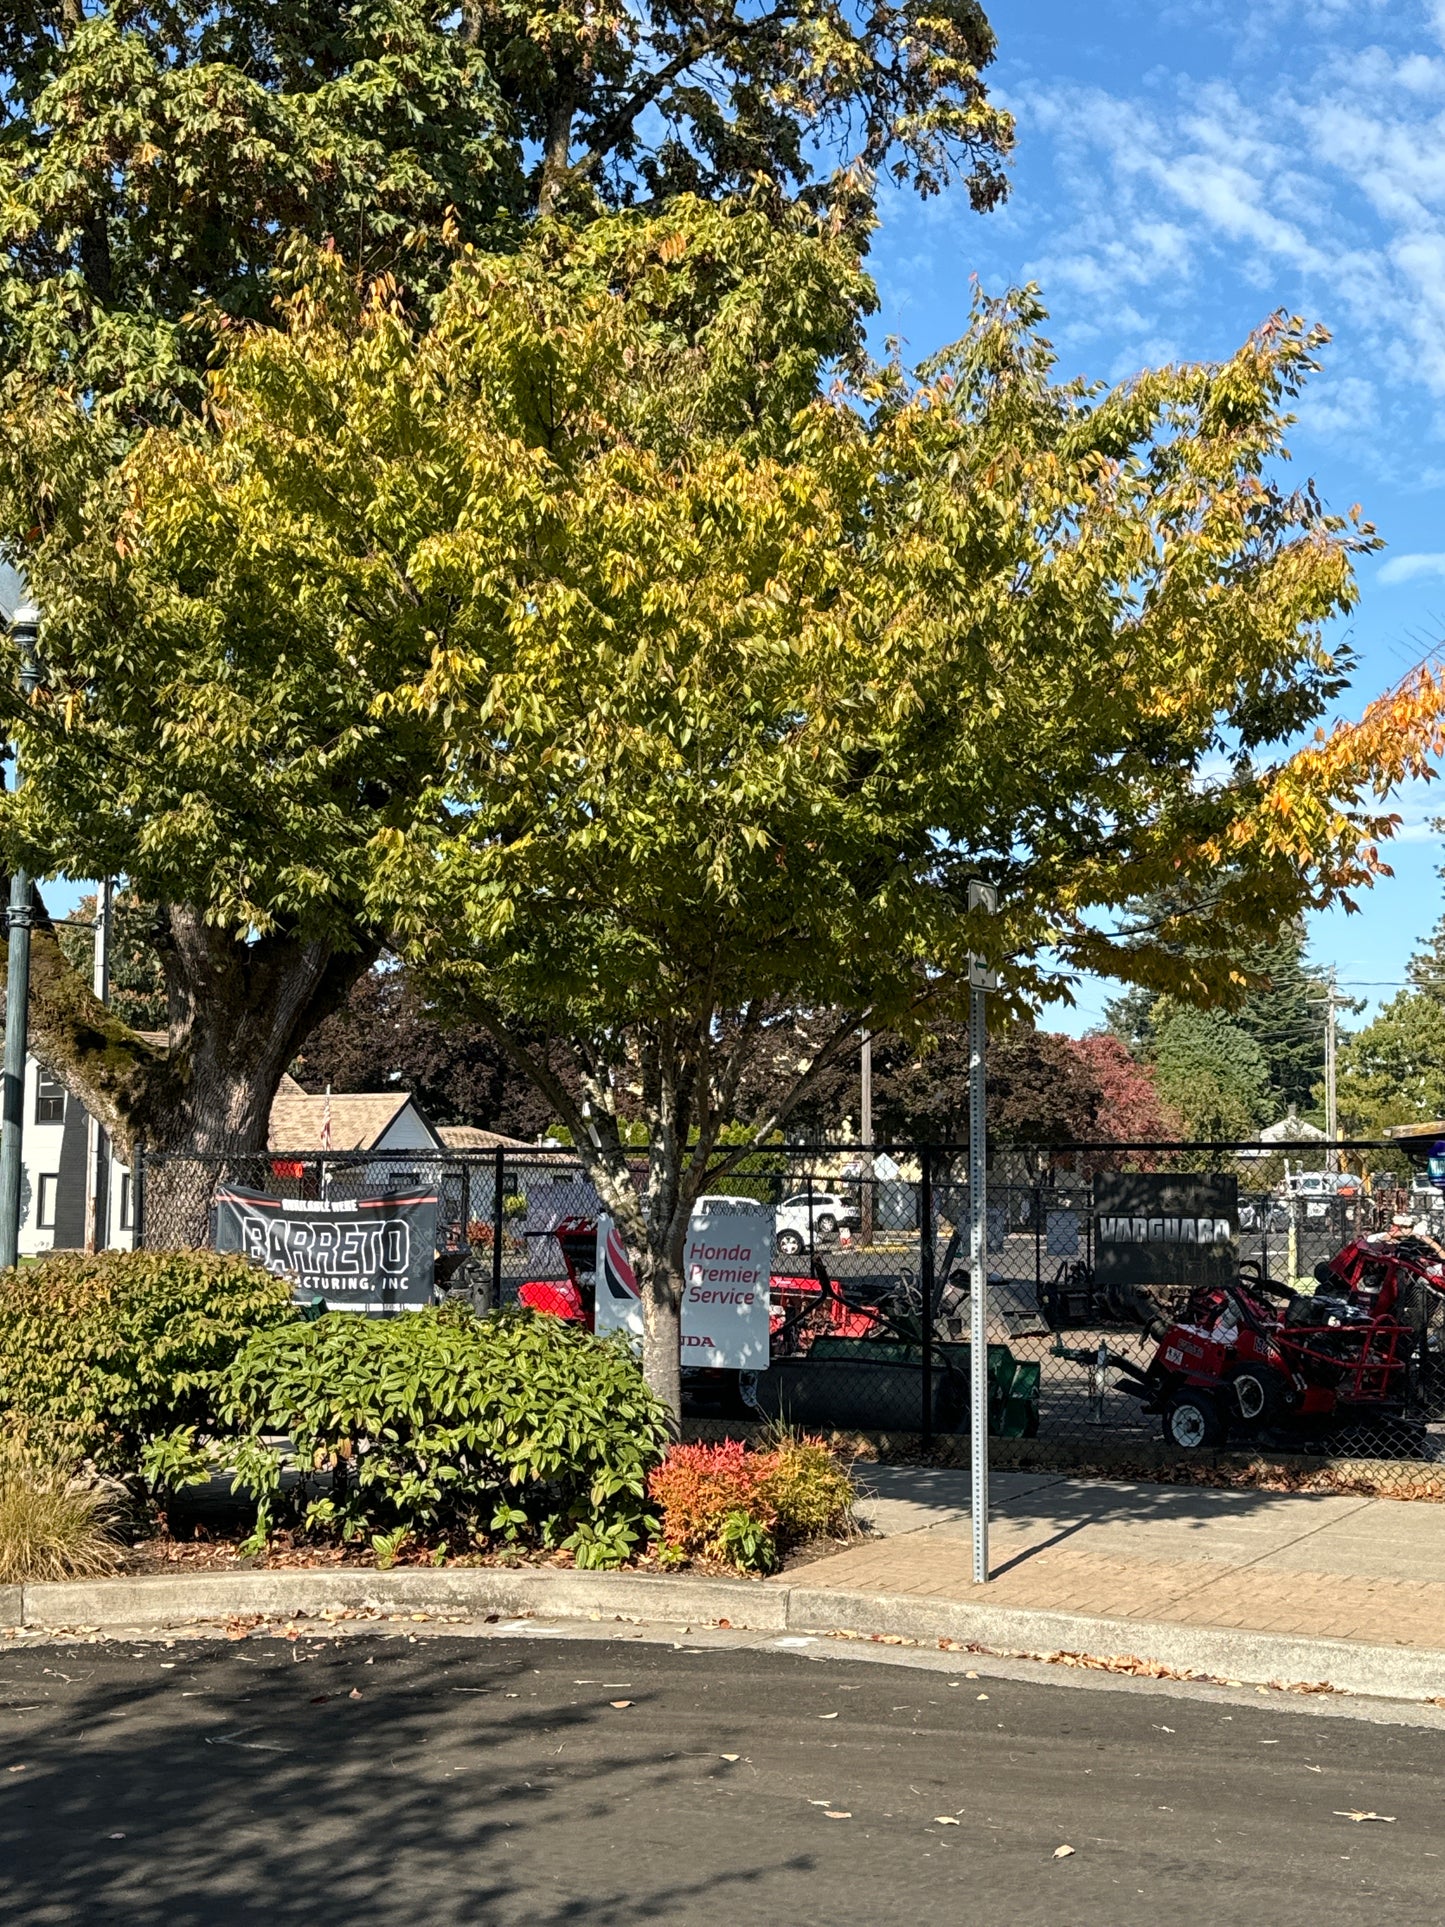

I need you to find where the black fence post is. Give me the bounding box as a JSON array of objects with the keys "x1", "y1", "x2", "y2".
[
  {"x1": 134, "y1": 1140, "x2": 147, "y2": 1250},
  {"x1": 491, "y1": 1144, "x2": 504, "y2": 1309},
  {"x1": 920, "y1": 1147, "x2": 935, "y2": 1449}
]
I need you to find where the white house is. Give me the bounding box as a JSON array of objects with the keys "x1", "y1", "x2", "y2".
[{"x1": 18, "y1": 1053, "x2": 136, "y2": 1257}]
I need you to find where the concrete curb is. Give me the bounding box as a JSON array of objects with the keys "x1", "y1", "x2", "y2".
[
  {"x1": 12, "y1": 1567, "x2": 786, "y2": 1636},
  {"x1": 7, "y1": 1565, "x2": 1445, "y2": 1701},
  {"x1": 782, "y1": 1586, "x2": 1445, "y2": 1702}
]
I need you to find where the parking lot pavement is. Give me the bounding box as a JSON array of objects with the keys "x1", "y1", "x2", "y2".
[{"x1": 4, "y1": 1634, "x2": 1444, "y2": 1926}]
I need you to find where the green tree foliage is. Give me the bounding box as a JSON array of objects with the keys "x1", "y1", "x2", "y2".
[
  {"x1": 1333, "y1": 902, "x2": 1445, "y2": 1137},
  {"x1": 56, "y1": 886, "x2": 168, "y2": 1031},
  {"x1": 1148, "y1": 1002, "x2": 1271, "y2": 1141},
  {"x1": 240, "y1": 207, "x2": 1421, "y2": 1408},
  {"x1": 1334, "y1": 989, "x2": 1445, "y2": 1138},
  {"x1": 1, "y1": 2, "x2": 513, "y2": 412},
  {"x1": 1107, "y1": 916, "x2": 1328, "y2": 1123},
  {"x1": 0, "y1": 3, "x2": 1010, "y2": 1170}
]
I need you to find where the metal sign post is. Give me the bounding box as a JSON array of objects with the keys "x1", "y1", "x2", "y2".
[
  {"x1": 966, "y1": 879, "x2": 997, "y2": 1587},
  {"x1": 0, "y1": 600, "x2": 40, "y2": 1271}
]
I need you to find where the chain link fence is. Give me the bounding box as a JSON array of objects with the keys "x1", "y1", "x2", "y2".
[{"x1": 138, "y1": 1136, "x2": 1445, "y2": 1486}]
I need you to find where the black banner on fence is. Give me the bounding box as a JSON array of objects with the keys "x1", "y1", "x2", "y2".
[
  {"x1": 214, "y1": 1185, "x2": 438, "y2": 1312},
  {"x1": 1092, "y1": 1172, "x2": 1239, "y2": 1295}
]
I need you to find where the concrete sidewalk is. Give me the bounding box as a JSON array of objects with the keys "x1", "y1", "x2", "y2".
[{"x1": 810, "y1": 1466, "x2": 1445, "y2": 1652}]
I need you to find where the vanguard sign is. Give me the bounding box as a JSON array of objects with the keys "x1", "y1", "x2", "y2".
[
  {"x1": 593, "y1": 1201, "x2": 771, "y2": 1369},
  {"x1": 1093, "y1": 1173, "x2": 1238, "y2": 1296},
  {"x1": 214, "y1": 1186, "x2": 438, "y2": 1312}
]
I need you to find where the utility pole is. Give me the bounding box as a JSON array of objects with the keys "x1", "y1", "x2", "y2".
[
  {"x1": 860, "y1": 1029, "x2": 874, "y2": 1245},
  {"x1": 966, "y1": 880, "x2": 998, "y2": 1587},
  {"x1": 84, "y1": 879, "x2": 112, "y2": 1250},
  {"x1": 0, "y1": 599, "x2": 41, "y2": 1270},
  {"x1": 1324, "y1": 972, "x2": 1339, "y2": 1171}
]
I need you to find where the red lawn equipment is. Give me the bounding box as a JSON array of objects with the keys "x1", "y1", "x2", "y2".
[{"x1": 1114, "y1": 1226, "x2": 1445, "y2": 1452}]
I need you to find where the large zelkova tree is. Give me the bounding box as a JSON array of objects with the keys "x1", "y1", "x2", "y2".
[
  {"x1": 13, "y1": 189, "x2": 1445, "y2": 1405},
  {"x1": 0, "y1": 4, "x2": 1012, "y2": 1170},
  {"x1": 332, "y1": 226, "x2": 1440, "y2": 1410}
]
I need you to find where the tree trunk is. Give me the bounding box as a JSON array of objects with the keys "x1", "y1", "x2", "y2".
[
  {"x1": 6, "y1": 892, "x2": 380, "y2": 1245},
  {"x1": 636, "y1": 1224, "x2": 686, "y2": 1429},
  {"x1": 536, "y1": 78, "x2": 577, "y2": 216}
]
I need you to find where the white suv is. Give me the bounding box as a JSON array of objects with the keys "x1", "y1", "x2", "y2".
[{"x1": 774, "y1": 1190, "x2": 861, "y2": 1256}]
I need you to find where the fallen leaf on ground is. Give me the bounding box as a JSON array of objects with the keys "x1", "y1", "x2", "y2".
[
  {"x1": 349, "y1": 1689, "x2": 362, "y2": 1700},
  {"x1": 720, "y1": 1754, "x2": 739, "y2": 1762},
  {"x1": 1053, "y1": 1845, "x2": 1075, "y2": 1859},
  {"x1": 976, "y1": 1695, "x2": 989, "y2": 1702},
  {"x1": 965, "y1": 1671, "x2": 979, "y2": 1680},
  {"x1": 808, "y1": 1800, "x2": 833, "y2": 1807},
  {"x1": 824, "y1": 1811, "x2": 851, "y2": 1820},
  {"x1": 933, "y1": 1816, "x2": 960, "y2": 1826},
  {"x1": 1335, "y1": 1811, "x2": 1395, "y2": 1823},
  {"x1": 7, "y1": 1764, "x2": 27, "y2": 1773},
  {"x1": 610, "y1": 1700, "x2": 633, "y2": 1709},
  {"x1": 818, "y1": 1712, "x2": 839, "y2": 1720}
]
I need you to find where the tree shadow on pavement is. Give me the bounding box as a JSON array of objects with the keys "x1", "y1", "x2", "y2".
[{"x1": 0, "y1": 1637, "x2": 815, "y2": 1927}]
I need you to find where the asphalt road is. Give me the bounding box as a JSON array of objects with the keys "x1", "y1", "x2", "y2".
[{"x1": 2, "y1": 1634, "x2": 1443, "y2": 1926}]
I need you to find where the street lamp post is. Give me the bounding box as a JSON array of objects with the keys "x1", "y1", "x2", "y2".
[{"x1": 0, "y1": 600, "x2": 41, "y2": 1270}]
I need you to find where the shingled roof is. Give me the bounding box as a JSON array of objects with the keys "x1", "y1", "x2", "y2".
[
  {"x1": 438, "y1": 1125, "x2": 539, "y2": 1152},
  {"x1": 268, "y1": 1090, "x2": 423, "y2": 1153}
]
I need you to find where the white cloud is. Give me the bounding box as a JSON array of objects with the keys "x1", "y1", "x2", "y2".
[
  {"x1": 984, "y1": 20, "x2": 1445, "y2": 439},
  {"x1": 1377, "y1": 552, "x2": 1445, "y2": 584}
]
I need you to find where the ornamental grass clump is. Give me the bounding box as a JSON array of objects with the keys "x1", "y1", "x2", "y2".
[
  {"x1": 0, "y1": 1432, "x2": 120, "y2": 1585},
  {"x1": 0, "y1": 1250, "x2": 295, "y2": 1482},
  {"x1": 220, "y1": 1303, "x2": 671, "y2": 1568},
  {"x1": 648, "y1": 1435, "x2": 855, "y2": 1573}
]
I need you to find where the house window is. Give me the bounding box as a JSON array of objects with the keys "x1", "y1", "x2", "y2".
[
  {"x1": 35, "y1": 1070, "x2": 66, "y2": 1125},
  {"x1": 36, "y1": 1173, "x2": 59, "y2": 1229},
  {"x1": 119, "y1": 1174, "x2": 133, "y2": 1232}
]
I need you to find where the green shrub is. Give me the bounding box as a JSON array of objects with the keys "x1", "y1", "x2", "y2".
[
  {"x1": 0, "y1": 1433, "x2": 121, "y2": 1584},
  {"x1": 220, "y1": 1303, "x2": 671, "y2": 1568},
  {"x1": 0, "y1": 1250, "x2": 294, "y2": 1479},
  {"x1": 761, "y1": 1436, "x2": 855, "y2": 1544}
]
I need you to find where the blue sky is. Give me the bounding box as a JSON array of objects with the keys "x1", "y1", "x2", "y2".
[{"x1": 867, "y1": 0, "x2": 1445, "y2": 1033}]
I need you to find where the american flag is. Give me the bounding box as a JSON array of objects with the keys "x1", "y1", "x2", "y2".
[{"x1": 320, "y1": 1084, "x2": 332, "y2": 1152}]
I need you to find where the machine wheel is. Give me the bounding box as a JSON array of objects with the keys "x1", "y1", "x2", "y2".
[
  {"x1": 1226, "y1": 1364, "x2": 1287, "y2": 1433},
  {"x1": 1163, "y1": 1389, "x2": 1225, "y2": 1450},
  {"x1": 815, "y1": 1214, "x2": 838, "y2": 1239},
  {"x1": 776, "y1": 1229, "x2": 805, "y2": 1257}
]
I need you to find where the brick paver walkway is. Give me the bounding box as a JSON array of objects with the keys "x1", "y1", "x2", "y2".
[{"x1": 791, "y1": 1468, "x2": 1445, "y2": 1652}]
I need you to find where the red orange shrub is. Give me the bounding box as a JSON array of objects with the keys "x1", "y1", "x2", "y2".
[{"x1": 648, "y1": 1436, "x2": 854, "y2": 1571}]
